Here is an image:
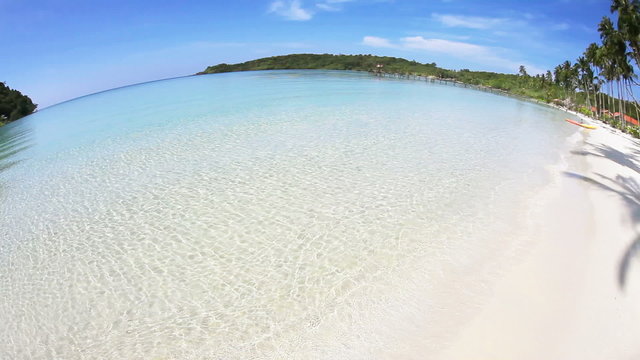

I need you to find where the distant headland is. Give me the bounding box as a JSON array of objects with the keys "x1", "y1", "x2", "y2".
[
  {"x1": 0, "y1": 82, "x2": 37, "y2": 126},
  {"x1": 198, "y1": 53, "x2": 640, "y2": 138}
]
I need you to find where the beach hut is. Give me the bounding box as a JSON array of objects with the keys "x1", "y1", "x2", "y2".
[{"x1": 613, "y1": 112, "x2": 639, "y2": 126}]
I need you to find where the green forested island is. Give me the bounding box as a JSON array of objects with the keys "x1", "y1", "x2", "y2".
[
  {"x1": 0, "y1": 82, "x2": 37, "y2": 126},
  {"x1": 198, "y1": 53, "x2": 559, "y2": 100}
]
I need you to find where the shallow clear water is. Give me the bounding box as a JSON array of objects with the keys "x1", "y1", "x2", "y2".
[{"x1": 0, "y1": 70, "x2": 574, "y2": 359}]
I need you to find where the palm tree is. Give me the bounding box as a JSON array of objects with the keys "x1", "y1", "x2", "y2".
[
  {"x1": 600, "y1": 15, "x2": 635, "y2": 125},
  {"x1": 577, "y1": 56, "x2": 595, "y2": 110},
  {"x1": 585, "y1": 43, "x2": 601, "y2": 114},
  {"x1": 599, "y1": 17, "x2": 621, "y2": 121},
  {"x1": 518, "y1": 65, "x2": 528, "y2": 77},
  {"x1": 611, "y1": 0, "x2": 640, "y2": 69},
  {"x1": 564, "y1": 61, "x2": 578, "y2": 105},
  {"x1": 544, "y1": 0, "x2": 639, "y2": 132},
  {"x1": 611, "y1": 1, "x2": 640, "y2": 121}
]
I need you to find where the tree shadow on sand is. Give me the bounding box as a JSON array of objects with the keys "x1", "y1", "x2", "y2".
[
  {"x1": 571, "y1": 143, "x2": 640, "y2": 175},
  {"x1": 566, "y1": 141, "x2": 640, "y2": 291}
]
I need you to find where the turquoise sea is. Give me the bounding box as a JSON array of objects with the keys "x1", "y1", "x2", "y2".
[{"x1": 0, "y1": 70, "x2": 575, "y2": 359}]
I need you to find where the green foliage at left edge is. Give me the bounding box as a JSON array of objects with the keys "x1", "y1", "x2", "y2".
[{"x1": 0, "y1": 82, "x2": 37, "y2": 126}]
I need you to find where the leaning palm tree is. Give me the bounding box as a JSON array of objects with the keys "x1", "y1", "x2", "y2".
[
  {"x1": 565, "y1": 61, "x2": 579, "y2": 106},
  {"x1": 611, "y1": 0, "x2": 640, "y2": 68},
  {"x1": 599, "y1": 18, "x2": 614, "y2": 86},
  {"x1": 589, "y1": 44, "x2": 608, "y2": 118},
  {"x1": 585, "y1": 43, "x2": 601, "y2": 114},
  {"x1": 577, "y1": 56, "x2": 595, "y2": 110},
  {"x1": 611, "y1": 0, "x2": 640, "y2": 123},
  {"x1": 599, "y1": 16, "x2": 629, "y2": 123}
]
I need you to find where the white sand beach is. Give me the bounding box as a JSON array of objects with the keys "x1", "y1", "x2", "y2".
[{"x1": 439, "y1": 114, "x2": 640, "y2": 359}]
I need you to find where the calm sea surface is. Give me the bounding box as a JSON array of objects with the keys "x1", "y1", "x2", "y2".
[{"x1": 0, "y1": 70, "x2": 575, "y2": 359}]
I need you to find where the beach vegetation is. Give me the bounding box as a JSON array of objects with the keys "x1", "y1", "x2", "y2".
[
  {"x1": 550, "y1": 0, "x2": 640, "y2": 136},
  {"x1": 199, "y1": 53, "x2": 569, "y2": 101}
]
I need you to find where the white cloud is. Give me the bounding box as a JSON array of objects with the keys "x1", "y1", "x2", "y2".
[
  {"x1": 432, "y1": 13, "x2": 506, "y2": 29},
  {"x1": 401, "y1": 36, "x2": 545, "y2": 74},
  {"x1": 362, "y1": 36, "x2": 395, "y2": 48},
  {"x1": 268, "y1": 0, "x2": 313, "y2": 21},
  {"x1": 401, "y1": 36, "x2": 485, "y2": 56},
  {"x1": 362, "y1": 35, "x2": 545, "y2": 74}
]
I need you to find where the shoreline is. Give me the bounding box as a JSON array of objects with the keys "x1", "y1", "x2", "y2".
[
  {"x1": 3, "y1": 68, "x2": 640, "y2": 358},
  {"x1": 438, "y1": 112, "x2": 640, "y2": 358}
]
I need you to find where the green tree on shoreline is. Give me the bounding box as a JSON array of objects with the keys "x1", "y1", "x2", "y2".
[
  {"x1": 549, "y1": 0, "x2": 640, "y2": 134},
  {"x1": 0, "y1": 82, "x2": 37, "y2": 126}
]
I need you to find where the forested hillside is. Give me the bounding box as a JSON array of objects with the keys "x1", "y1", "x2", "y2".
[
  {"x1": 0, "y1": 82, "x2": 37, "y2": 125},
  {"x1": 198, "y1": 54, "x2": 566, "y2": 103}
]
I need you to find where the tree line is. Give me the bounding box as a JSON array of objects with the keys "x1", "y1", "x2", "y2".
[
  {"x1": 197, "y1": 54, "x2": 579, "y2": 116},
  {"x1": 198, "y1": 53, "x2": 566, "y2": 101},
  {"x1": 0, "y1": 82, "x2": 37, "y2": 126},
  {"x1": 551, "y1": 0, "x2": 640, "y2": 135}
]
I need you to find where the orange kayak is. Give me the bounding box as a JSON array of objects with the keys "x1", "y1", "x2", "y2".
[{"x1": 565, "y1": 118, "x2": 597, "y2": 129}]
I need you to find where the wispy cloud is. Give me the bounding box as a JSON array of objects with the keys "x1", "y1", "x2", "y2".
[
  {"x1": 431, "y1": 13, "x2": 506, "y2": 29},
  {"x1": 578, "y1": 24, "x2": 597, "y2": 33},
  {"x1": 426, "y1": 12, "x2": 563, "y2": 53},
  {"x1": 362, "y1": 35, "x2": 394, "y2": 48},
  {"x1": 551, "y1": 22, "x2": 570, "y2": 31},
  {"x1": 362, "y1": 35, "x2": 545, "y2": 74},
  {"x1": 401, "y1": 36, "x2": 487, "y2": 56},
  {"x1": 316, "y1": 3, "x2": 340, "y2": 11},
  {"x1": 268, "y1": 0, "x2": 358, "y2": 19},
  {"x1": 406, "y1": 31, "x2": 471, "y2": 41},
  {"x1": 316, "y1": 0, "x2": 355, "y2": 11},
  {"x1": 268, "y1": 0, "x2": 313, "y2": 21}
]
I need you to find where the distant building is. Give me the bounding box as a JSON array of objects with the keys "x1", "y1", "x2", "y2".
[{"x1": 613, "y1": 112, "x2": 639, "y2": 126}]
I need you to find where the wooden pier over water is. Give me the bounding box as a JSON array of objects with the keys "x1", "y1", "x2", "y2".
[
  {"x1": 369, "y1": 70, "x2": 514, "y2": 99},
  {"x1": 368, "y1": 69, "x2": 560, "y2": 110}
]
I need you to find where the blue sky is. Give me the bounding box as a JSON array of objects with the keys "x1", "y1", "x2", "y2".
[{"x1": 1, "y1": 0, "x2": 611, "y2": 108}]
